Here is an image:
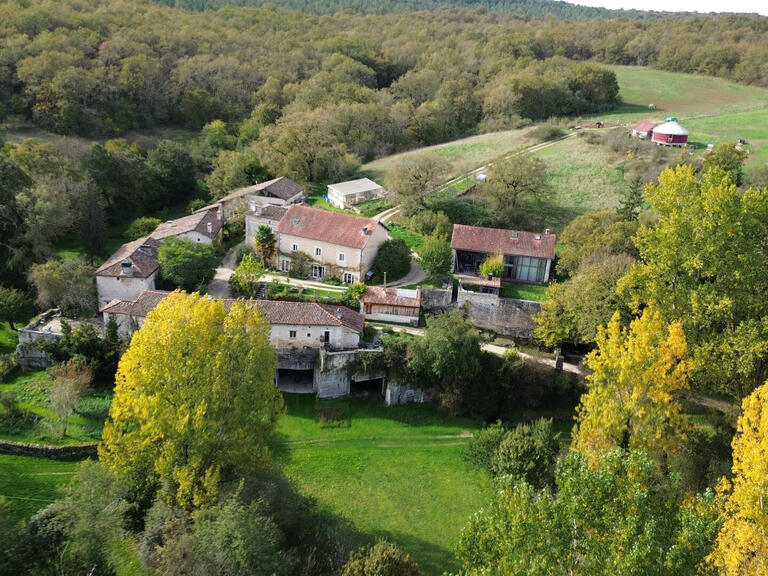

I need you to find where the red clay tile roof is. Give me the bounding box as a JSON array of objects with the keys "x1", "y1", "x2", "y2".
[
  {"x1": 633, "y1": 120, "x2": 657, "y2": 132},
  {"x1": 95, "y1": 236, "x2": 161, "y2": 278},
  {"x1": 150, "y1": 209, "x2": 222, "y2": 241},
  {"x1": 360, "y1": 286, "x2": 421, "y2": 308},
  {"x1": 100, "y1": 290, "x2": 171, "y2": 315},
  {"x1": 254, "y1": 301, "x2": 364, "y2": 333},
  {"x1": 451, "y1": 224, "x2": 556, "y2": 260},
  {"x1": 276, "y1": 204, "x2": 383, "y2": 249}
]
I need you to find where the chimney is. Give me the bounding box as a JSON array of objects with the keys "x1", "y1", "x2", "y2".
[
  {"x1": 120, "y1": 259, "x2": 133, "y2": 277},
  {"x1": 336, "y1": 307, "x2": 343, "y2": 320},
  {"x1": 207, "y1": 221, "x2": 213, "y2": 235},
  {"x1": 545, "y1": 228, "x2": 551, "y2": 235}
]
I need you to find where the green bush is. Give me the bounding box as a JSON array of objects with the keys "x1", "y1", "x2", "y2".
[
  {"x1": 528, "y1": 125, "x2": 566, "y2": 142},
  {"x1": 491, "y1": 418, "x2": 560, "y2": 488},
  {"x1": 464, "y1": 421, "x2": 508, "y2": 471},
  {"x1": 124, "y1": 217, "x2": 162, "y2": 241},
  {"x1": 0, "y1": 352, "x2": 18, "y2": 381},
  {"x1": 343, "y1": 540, "x2": 421, "y2": 576},
  {"x1": 372, "y1": 239, "x2": 411, "y2": 283}
]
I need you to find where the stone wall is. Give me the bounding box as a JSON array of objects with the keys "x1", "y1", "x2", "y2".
[
  {"x1": 461, "y1": 296, "x2": 541, "y2": 338},
  {"x1": 16, "y1": 343, "x2": 52, "y2": 369},
  {"x1": 421, "y1": 288, "x2": 452, "y2": 311},
  {"x1": 0, "y1": 439, "x2": 97, "y2": 459},
  {"x1": 315, "y1": 348, "x2": 385, "y2": 398}
]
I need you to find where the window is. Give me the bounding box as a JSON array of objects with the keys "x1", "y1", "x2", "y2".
[
  {"x1": 307, "y1": 333, "x2": 311, "y2": 337},
  {"x1": 289, "y1": 330, "x2": 296, "y2": 338},
  {"x1": 514, "y1": 256, "x2": 547, "y2": 283},
  {"x1": 343, "y1": 272, "x2": 355, "y2": 284},
  {"x1": 291, "y1": 243, "x2": 298, "y2": 251},
  {"x1": 311, "y1": 265, "x2": 324, "y2": 279},
  {"x1": 315, "y1": 247, "x2": 322, "y2": 257},
  {"x1": 338, "y1": 252, "x2": 345, "y2": 262},
  {"x1": 281, "y1": 260, "x2": 291, "y2": 272}
]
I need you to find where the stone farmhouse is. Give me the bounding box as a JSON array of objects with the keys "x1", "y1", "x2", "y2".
[
  {"x1": 327, "y1": 178, "x2": 387, "y2": 209},
  {"x1": 96, "y1": 208, "x2": 221, "y2": 308},
  {"x1": 275, "y1": 204, "x2": 388, "y2": 284},
  {"x1": 245, "y1": 204, "x2": 288, "y2": 247},
  {"x1": 100, "y1": 289, "x2": 171, "y2": 337},
  {"x1": 95, "y1": 236, "x2": 162, "y2": 309},
  {"x1": 199, "y1": 176, "x2": 304, "y2": 221},
  {"x1": 360, "y1": 286, "x2": 421, "y2": 326},
  {"x1": 451, "y1": 224, "x2": 556, "y2": 285}
]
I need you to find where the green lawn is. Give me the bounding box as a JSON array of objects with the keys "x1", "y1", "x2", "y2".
[
  {"x1": 0, "y1": 369, "x2": 111, "y2": 445},
  {"x1": 0, "y1": 453, "x2": 80, "y2": 520},
  {"x1": 361, "y1": 127, "x2": 534, "y2": 183},
  {"x1": 387, "y1": 223, "x2": 425, "y2": 252},
  {"x1": 274, "y1": 394, "x2": 493, "y2": 576},
  {"x1": 1, "y1": 322, "x2": 19, "y2": 354},
  {"x1": 499, "y1": 283, "x2": 548, "y2": 301}
]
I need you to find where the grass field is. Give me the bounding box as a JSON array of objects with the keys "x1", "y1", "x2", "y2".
[
  {"x1": 1, "y1": 322, "x2": 19, "y2": 354},
  {"x1": 600, "y1": 66, "x2": 768, "y2": 169},
  {"x1": 388, "y1": 222, "x2": 425, "y2": 252},
  {"x1": 360, "y1": 127, "x2": 534, "y2": 183},
  {"x1": 0, "y1": 369, "x2": 111, "y2": 445},
  {"x1": 0, "y1": 453, "x2": 80, "y2": 520},
  {"x1": 274, "y1": 394, "x2": 493, "y2": 575}
]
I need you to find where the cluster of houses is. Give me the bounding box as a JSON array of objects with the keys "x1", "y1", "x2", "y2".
[{"x1": 23, "y1": 171, "x2": 559, "y2": 397}]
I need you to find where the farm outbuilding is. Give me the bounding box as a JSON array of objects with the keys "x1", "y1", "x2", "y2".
[
  {"x1": 632, "y1": 120, "x2": 657, "y2": 139},
  {"x1": 651, "y1": 119, "x2": 689, "y2": 147}
]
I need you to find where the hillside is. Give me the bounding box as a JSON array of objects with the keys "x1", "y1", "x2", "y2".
[{"x1": 154, "y1": 0, "x2": 658, "y2": 18}]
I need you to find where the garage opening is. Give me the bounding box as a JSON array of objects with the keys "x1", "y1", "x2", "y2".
[
  {"x1": 350, "y1": 377, "x2": 384, "y2": 396},
  {"x1": 277, "y1": 369, "x2": 314, "y2": 394}
]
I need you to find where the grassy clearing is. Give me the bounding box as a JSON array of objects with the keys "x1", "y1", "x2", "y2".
[
  {"x1": 499, "y1": 283, "x2": 548, "y2": 301},
  {"x1": 355, "y1": 199, "x2": 390, "y2": 217},
  {"x1": 0, "y1": 369, "x2": 111, "y2": 445},
  {"x1": 533, "y1": 135, "x2": 628, "y2": 232},
  {"x1": 0, "y1": 453, "x2": 80, "y2": 520},
  {"x1": 599, "y1": 65, "x2": 768, "y2": 172},
  {"x1": 387, "y1": 222, "x2": 425, "y2": 252},
  {"x1": 361, "y1": 127, "x2": 534, "y2": 183},
  {"x1": 273, "y1": 394, "x2": 493, "y2": 576}
]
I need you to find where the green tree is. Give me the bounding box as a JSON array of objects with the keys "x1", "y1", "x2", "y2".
[
  {"x1": 572, "y1": 308, "x2": 692, "y2": 468},
  {"x1": 619, "y1": 165, "x2": 768, "y2": 399},
  {"x1": 485, "y1": 153, "x2": 550, "y2": 228},
  {"x1": 146, "y1": 140, "x2": 197, "y2": 208},
  {"x1": 158, "y1": 237, "x2": 219, "y2": 290},
  {"x1": 709, "y1": 382, "x2": 768, "y2": 575},
  {"x1": 229, "y1": 253, "x2": 264, "y2": 298},
  {"x1": 343, "y1": 541, "x2": 421, "y2": 576},
  {"x1": 179, "y1": 88, "x2": 222, "y2": 129},
  {"x1": 372, "y1": 239, "x2": 411, "y2": 283},
  {"x1": 456, "y1": 450, "x2": 689, "y2": 576},
  {"x1": 254, "y1": 224, "x2": 276, "y2": 265},
  {"x1": 418, "y1": 232, "x2": 451, "y2": 282},
  {"x1": 27, "y1": 258, "x2": 96, "y2": 313},
  {"x1": 206, "y1": 149, "x2": 264, "y2": 199},
  {"x1": 617, "y1": 174, "x2": 645, "y2": 221},
  {"x1": 125, "y1": 216, "x2": 163, "y2": 241},
  {"x1": 100, "y1": 292, "x2": 283, "y2": 509},
  {"x1": 48, "y1": 361, "x2": 92, "y2": 438},
  {"x1": 386, "y1": 155, "x2": 450, "y2": 215},
  {"x1": 0, "y1": 286, "x2": 33, "y2": 330},
  {"x1": 703, "y1": 142, "x2": 747, "y2": 186},
  {"x1": 344, "y1": 282, "x2": 367, "y2": 301},
  {"x1": 491, "y1": 418, "x2": 560, "y2": 489}
]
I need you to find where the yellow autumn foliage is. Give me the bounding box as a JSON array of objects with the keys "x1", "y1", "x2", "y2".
[
  {"x1": 572, "y1": 308, "x2": 692, "y2": 466},
  {"x1": 99, "y1": 291, "x2": 282, "y2": 509},
  {"x1": 709, "y1": 383, "x2": 768, "y2": 575}
]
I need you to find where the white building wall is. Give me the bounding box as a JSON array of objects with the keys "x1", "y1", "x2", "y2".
[
  {"x1": 277, "y1": 233, "x2": 367, "y2": 281},
  {"x1": 96, "y1": 272, "x2": 157, "y2": 308},
  {"x1": 269, "y1": 324, "x2": 359, "y2": 350},
  {"x1": 103, "y1": 312, "x2": 145, "y2": 338},
  {"x1": 360, "y1": 224, "x2": 389, "y2": 273},
  {"x1": 363, "y1": 312, "x2": 418, "y2": 326},
  {"x1": 327, "y1": 186, "x2": 346, "y2": 209},
  {"x1": 245, "y1": 214, "x2": 281, "y2": 246},
  {"x1": 178, "y1": 231, "x2": 213, "y2": 244}
]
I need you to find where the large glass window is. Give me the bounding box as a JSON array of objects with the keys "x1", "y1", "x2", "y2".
[
  {"x1": 514, "y1": 256, "x2": 546, "y2": 283},
  {"x1": 311, "y1": 264, "x2": 324, "y2": 279}
]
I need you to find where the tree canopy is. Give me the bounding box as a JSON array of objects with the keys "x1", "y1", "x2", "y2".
[{"x1": 100, "y1": 292, "x2": 283, "y2": 509}]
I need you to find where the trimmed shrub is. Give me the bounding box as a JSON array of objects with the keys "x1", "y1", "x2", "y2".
[{"x1": 464, "y1": 421, "x2": 508, "y2": 471}]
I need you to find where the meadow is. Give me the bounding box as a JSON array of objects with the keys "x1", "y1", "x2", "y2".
[
  {"x1": 0, "y1": 453, "x2": 80, "y2": 520},
  {"x1": 273, "y1": 394, "x2": 494, "y2": 576}
]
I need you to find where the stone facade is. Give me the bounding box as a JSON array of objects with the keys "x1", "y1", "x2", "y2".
[
  {"x1": 460, "y1": 295, "x2": 541, "y2": 338},
  {"x1": 421, "y1": 288, "x2": 453, "y2": 311}
]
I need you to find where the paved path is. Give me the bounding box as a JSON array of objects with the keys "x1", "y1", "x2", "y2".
[
  {"x1": 369, "y1": 323, "x2": 583, "y2": 375},
  {"x1": 207, "y1": 246, "x2": 239, "y2": 298}
]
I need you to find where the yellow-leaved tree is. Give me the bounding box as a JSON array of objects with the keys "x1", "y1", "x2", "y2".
[
  {"x1": 99, "y1": 291, "x2": 282, "y2": 509},
  {"x1": 572, "y1": 308, "x2": 692, "y2": 466},
  {"x1": 709, "y1": 382, "x2": 768, "y2": 575}
]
